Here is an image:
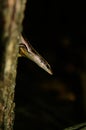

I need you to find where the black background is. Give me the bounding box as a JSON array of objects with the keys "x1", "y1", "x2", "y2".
[{"x1": 14, "y1": 0, "x2": 86, "y2": 130}]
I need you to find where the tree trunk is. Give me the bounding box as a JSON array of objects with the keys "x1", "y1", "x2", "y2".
[{"x1": 0, "y1": 0, "x2": 26, "y2": 129}]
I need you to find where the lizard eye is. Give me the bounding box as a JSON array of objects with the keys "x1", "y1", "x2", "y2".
[{"x1": 46, "y1": 64, "x2": 51, "y2": 69}]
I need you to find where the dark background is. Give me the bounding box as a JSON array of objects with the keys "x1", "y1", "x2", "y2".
[{"x1": 14, "y1": 0, "x2": 86, "y2": 130}]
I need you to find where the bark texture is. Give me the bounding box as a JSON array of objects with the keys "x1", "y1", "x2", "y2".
[{"x1": 0, "y1": 0, "x2": 26, "y2": 130}]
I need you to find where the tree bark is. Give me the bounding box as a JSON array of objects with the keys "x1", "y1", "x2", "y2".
[{"x1": 0, "y1": 0, "x2": 26, "y2": 129}]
